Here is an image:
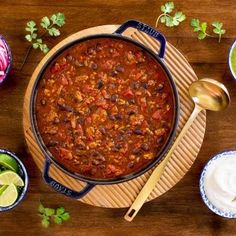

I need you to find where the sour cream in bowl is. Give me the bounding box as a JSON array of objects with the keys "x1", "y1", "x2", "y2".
[{"x1": 200, "y1": 151, "x2": 236, "y2": 218}]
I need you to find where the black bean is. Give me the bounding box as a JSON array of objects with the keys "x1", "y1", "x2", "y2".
[
  {"x1": 109, "y1": 115, "x2": 116, "y2": 121},
  {"x1": 92, "y1": 160, "x2": 100, "y2": 165},
  {"x1": 115, "y1": 65, "x2": 124, "y2": 73},
  {"x1": 91, "y1": 150, "x2": 99, "y2": 157},
  {"x1": 115, "y1": 143, "x2": 122, "y2": 149},
  {"x1": 87, "y1": 47, "x2": 95, "y2": 54},
  {"x1": 142, "y1": 82, "x2": 148, "y2": 89},
  {"x1": 97, "y1": 80, "x2": 104, "y2": 89},
  {"x1": 155, "y1": 83, "x2": 164, "y2": 92},
  {"x1": 66, "y1": 54, "x2": 73, "y2": 61},
  {"x1": 133, "y1": 129, "x2": 143, "y2": 135},
  {"x1": 46, "y1": 140, "x2": 59, "y2": 147},
  {"x1": 128, "y1": 162, "x2": 135, "y2": 168},
  {"x1": 75, "y1": 61, "x2": 84, "y2": 67},
  {"x1": 99, "y1": 127, "x2": 106, "y2": 135},
  {"x1": 157, "y1": 136, "x2": 164, "y2": 144},
  {"x1": 110, "y1": 70, "x2": 118, "y2": 77},
  {"x1": 110, "y1": 94, "x2": 118, "y2": 102},
  {"x1": 96, "y1": 43, "x2": 102, "y2": 51},
  {"x1": 76, "y1": 144, "x2": 86, "y2": 150},
  {"x1": 40, "y1": 99, "x2": 47, "y2": 106},
  {"x1": 132, "y1": 148, "x2": 141, "y2": 155},
  {"x1": 53, "y1": 117, "x2": 60, "y2": 124},
  {"x1": 132, "y1": 82, "x2": 140, "y2": 90},
  {"x1": 111, "y1": 147, "x2": 119, "y2": 152},
  {"x1": 115, "y1": 113, "x2": 122, "y2": 120},
  {"x1": 58, "y1": 103, "x2": 73, "y2": 112},
  {"x1": 127, "y1": 110, "x2": 135, "y2": 115},
  {"x1": 91, "y1": 62, "x2": 98, "y2": 70},
  {"x1": 128, "y1": 99, "x2": 136, "y2": 104},
  {"x1": 141, "y1": 143, "x2": 149, "y2": 151}
]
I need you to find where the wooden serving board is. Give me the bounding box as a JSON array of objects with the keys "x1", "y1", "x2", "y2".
[{"x1": 23, "y1": 25, "x2": 206, "y2": 208}]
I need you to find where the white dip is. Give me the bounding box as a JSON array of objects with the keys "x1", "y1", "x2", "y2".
[{"x1": 204, "y1": 153, "x2": 236, "y2": 214}]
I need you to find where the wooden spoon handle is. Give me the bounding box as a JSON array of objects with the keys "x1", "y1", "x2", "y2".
[{"x1": 124, "y1": 105, "x2": 202, "y2": 222}]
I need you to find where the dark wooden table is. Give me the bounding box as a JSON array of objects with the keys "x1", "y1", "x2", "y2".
[{"x1": 0, "y1": 1, "x2": 236, "y2": 235}]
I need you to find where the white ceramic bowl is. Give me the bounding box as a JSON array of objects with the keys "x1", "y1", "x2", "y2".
[{"x1": 200, "y1": 150, "x2": 236, "y2": 218}]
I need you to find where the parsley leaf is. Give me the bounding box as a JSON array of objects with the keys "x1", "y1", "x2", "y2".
[
  {"x1": 50, "y1": 13, "x2": 65, "y2": 27},
  {"x1": 156, "y1": 2, "x2": 186, "y2": 28}
]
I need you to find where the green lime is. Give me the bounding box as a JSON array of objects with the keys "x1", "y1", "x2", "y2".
[
  {"x1": 0, "y1": 154, "x2": 19, "y2": 172},
  {"x1": 0, "y1": 185, "x2": 7, "y2": 195},
  {"x1": 0, "y1": 183, "x2": 18, "y2": 207},
  {"x1": 0, "y1": 170, "x2": 24, "y2": 186}
]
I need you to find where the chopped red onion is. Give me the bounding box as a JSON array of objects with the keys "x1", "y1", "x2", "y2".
[{"x1": 0, "y1": 38, "x2": 10, "y2": 83}]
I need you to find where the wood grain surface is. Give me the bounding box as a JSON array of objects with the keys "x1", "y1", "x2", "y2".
[{"x1": 0, "y1": 0, "x2": 236, "y2": 235}]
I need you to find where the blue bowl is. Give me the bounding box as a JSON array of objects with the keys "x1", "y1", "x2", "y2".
[
  {"x1": 0, "y1": 149, "x2": 29, "y2": 212},
  {"x1": 0, "y1": 35, "x2": 12, "y2": 86},
  {"x1": 200, "y1": 150, "x2": 236, "y2": 218},
  {"x1": 228, "y1": 39, "x2": 236, "y2": 80}
]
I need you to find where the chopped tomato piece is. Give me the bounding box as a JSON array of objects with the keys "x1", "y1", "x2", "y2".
[
  {"x1": 123, "y1": 89, "x2": 134, "y2": 98},
  {"x1": 152, "y1": 110, "x2": 163, "y2": 120},
  {"x1": 59, "y1": 147, "x2": 73, "y2": 160}
]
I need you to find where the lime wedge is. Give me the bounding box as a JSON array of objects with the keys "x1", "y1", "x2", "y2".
[
  {"x1": 0, "y1": 185, "x2": 7, "y2": 195},
  {"x1": 0, "y1": 154, "x2": 19, "y2": 172},
  {"x1": 0, "y1": 170, "x2": 24, "y2": 186},
  {"x1": 0, "y1": 183, "x2": 18, "y2": 207}
]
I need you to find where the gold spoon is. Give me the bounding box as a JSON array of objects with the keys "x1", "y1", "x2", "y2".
[{"x1": 124, "y1": 78, "x2": 230, "y2": 222}]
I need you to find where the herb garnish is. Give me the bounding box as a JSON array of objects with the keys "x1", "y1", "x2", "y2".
[
  {"x1": 190, "y1": 19, "x2": 226, "y2": 42},
  {"x1": 38, "y1": 202, "x2": 70, "y2": 228},
  {"x1": 155, "y1": 2, "x2": 186, "y2": 27},
  {"x1": 20, "y1": 12, "x2": 65, "y2": 70}
]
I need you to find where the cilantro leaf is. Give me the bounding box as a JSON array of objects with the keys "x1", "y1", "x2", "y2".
[
  {"x1": 41, "y1": 16, "x2": 51, "y2": 29},
  {"x1": 172, "y1": 11, "x2": 186, "y2": 26},
  {"x1": 50, "y1": 13, "x2": 65, "y2": 27},
  {"x1": 56, "y1": 207, "x2": 65, "y2": 215},
  {"x1": 161, "y1": 2, "x2": 174, "y2": 14},
  {"x1": 191, "y1": 19, "x2": 209, "y2": 40},
  {"x1": 44, "y1": 208, "x2": 55, "y2": 216},
  {"x1": 38, "y1": 203, "x2": 45, "y2": 214},
  {"x1": 212, "y1": 21, "x2": 226, "y2": 42},
  {"x1": 41, "y1": 218, "x2": 50, "y2": 228},
  {"x1": 54, "y1": 216, "x2": 63, "y2": 224},
  {"x1": 60, "y1": 212, "x2": 70, "y2": 221},
  {"x1": 48, "y1": 27, "x2": 60, "y2": 37}
]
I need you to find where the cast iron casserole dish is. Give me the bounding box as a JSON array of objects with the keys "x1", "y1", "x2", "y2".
[{"x1": 30, "y1": 20, "x2": 179, "y2": 199}]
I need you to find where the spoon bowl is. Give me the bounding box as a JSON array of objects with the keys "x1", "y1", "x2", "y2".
[{"x1": 189, "y1": 78, "x2": 230, "y2": 111}]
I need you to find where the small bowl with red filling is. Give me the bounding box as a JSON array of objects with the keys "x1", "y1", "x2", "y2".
[{"x1": 0, "y1": 35, "x2": 12, "y2": 85}]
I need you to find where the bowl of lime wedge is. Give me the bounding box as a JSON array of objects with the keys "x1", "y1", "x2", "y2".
[
  {"x1": 0, "y1": 149, "x2": 28, "y2": 212},
  {"x1": 229, "y1": 40, "x2": 236, "y2": 79}
]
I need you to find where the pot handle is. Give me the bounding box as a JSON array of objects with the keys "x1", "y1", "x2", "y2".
[
  {"x1": 114, "y1": 19, "x2": 166, "y2": 59},
  {"x1": 43, "y1": 158, "x2": 95, "y2": 199}
]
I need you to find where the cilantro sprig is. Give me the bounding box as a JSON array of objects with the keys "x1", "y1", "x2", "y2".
[
  {"x1": 155, "y1": 2, "x2": 186, "y2": 27},
  {"x1": 190, "y1": 19, "x2": 226, "y2": 42},
  {"x1": 38, "y1": 202, "x2": 70, "y2": 228},
  {"x1": 20, "y1": 13, "x2": 65, "y2": 71},
  {"x1": 25, "y1": 13, "x2": 65, "y2": 53}
]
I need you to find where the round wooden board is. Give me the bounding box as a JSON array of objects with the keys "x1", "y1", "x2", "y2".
[{"x1": 23, "y1": 25, "x2": 206, "y2": 208}]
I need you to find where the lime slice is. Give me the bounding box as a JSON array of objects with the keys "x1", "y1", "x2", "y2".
[
  {"x1": 0, "y1": 170, "x2": 24, "y2": 186},
  {"x1": 0, "y1": 185, "x2": 7, "y2": 195},
  {"x1": 0, "y1": 183, "x2": 18, "y2": 207},
  {"x1": 0, "y1": 154, "x2": 19, "y2": 172}
]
